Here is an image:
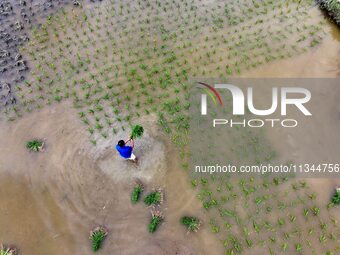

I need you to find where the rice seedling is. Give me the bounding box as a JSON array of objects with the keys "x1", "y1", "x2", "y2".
[
  {"x1": 181, "y1": 216, "x2": 201, "y2": 232},
  {"x1": 26, "y1": 139, "x2": 44, "y2": 152},
  {"x1": 209, "y1": 219, "x2": 220, "y2": 234},
  {"x1": 311, "y1": 206, "x2": 320, "y2": 216},
  {"x1": 90, "y1": 226, "x2": 108, "y2": 252},
  {"x1": 295, "y1": 243, "x2": 302, "y2": 253}
]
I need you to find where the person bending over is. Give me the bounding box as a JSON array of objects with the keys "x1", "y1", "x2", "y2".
[{"x1": 116, "y1": 138, "x2": 138, "y2": 162}]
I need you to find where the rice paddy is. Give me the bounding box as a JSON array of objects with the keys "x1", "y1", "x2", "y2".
[{"x1": 0, "y1": 0, "x2": 339, "y2": 254}]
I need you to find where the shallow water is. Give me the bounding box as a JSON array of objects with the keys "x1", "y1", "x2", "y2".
[
  {"x1": 238, "y1": 18, "x2": 340, "y2": 255},
  {"x1": 0, "y1": 102, "x2": 223, "y2": 254},
  {"x1": 0, "y1": 0, "x2": 339, "y2": 254}
]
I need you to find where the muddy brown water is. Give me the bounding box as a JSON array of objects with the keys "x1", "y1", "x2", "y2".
[
  {"x1": 239, "y1": 18, "x2": 340, "y2": 254},
  {"x1": 0, "y1": 2, "x2": 339, "y2": 255},
  {"x1": 0, "y1": 102, "x2": 222, "y2": 255}
]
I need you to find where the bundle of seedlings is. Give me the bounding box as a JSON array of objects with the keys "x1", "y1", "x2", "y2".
[
  {"x1": 316, "y1": 0, "x2": 340, "y2": 25},
  {"x1": 130, "y1": 124, "x2": 144, "y2": 139},
  {"x1": 26, "y1": 139, "x2": 44, "y2": 152},
  {"x1": 144, "y1": 188, "x2": 164, "y2": 206},
  {"x1": 131, "y1": 180, "x2": 144, "y2": 204},
  {"x1": 181, "y1": 216, "x2": 201, "y2": 233},
  {"x1": 90, "y1": 226, "x2": 108, "y2": 252},
  {"x1": 0, "y1": 244, "x2": 17, "y2": 255},
  {"x1": 148, "y1": 208, "x2": 164, "y2": 233},
  {"x1": 331, "y1": 187, "x2": 340, "y2": 205}
]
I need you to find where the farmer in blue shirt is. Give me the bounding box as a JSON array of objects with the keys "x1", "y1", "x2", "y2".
[{"x1": 116, "y1": 138, "x2": 137, "y2": 162}]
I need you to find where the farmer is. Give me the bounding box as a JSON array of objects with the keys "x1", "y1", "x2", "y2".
[{"x1": 116, "y1": 138, "x2": 138, "y2": 162}]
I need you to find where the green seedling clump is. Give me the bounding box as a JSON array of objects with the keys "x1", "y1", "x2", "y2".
[
  {"x1": 90, "y1": 226, "x2": 108, "y2": 252},
  {"x1": 181, "y1": 216, "x2": 201, "y2": 232},
  {"x1": 26, "y1": 139, "x2": 44, "y2": 152},
  {"x1": 130, "y1": 125, "x2": 144, "y2": 139},
  {"x1": 317, "y1": 0, "x2": 340, "y2": 25},
  {"x1": 144, "y1": 190, "x2": 163, "y2": 206},
  {"x1": 148, "y1": 210, "x2": 163, "y2": 233},
  {"x1": 331, "y1": 188, "x2": 340, "y2": 205},
  {"x1": 131, "y1": 183, "x2": 144, "y2": 204},
  {"x1": 0, "y1": 245, "x2": 16, "y2": 255}
]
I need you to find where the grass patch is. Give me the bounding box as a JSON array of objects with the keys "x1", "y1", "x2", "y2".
[
  {"x1": 90, "y1": 226, "x2": 108, "y2": 252},
  {"x1": 26, "y1": 139, "x2": 44, "y2": 152}
]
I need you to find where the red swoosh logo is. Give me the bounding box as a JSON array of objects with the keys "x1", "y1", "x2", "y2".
[{"x1": 197, "y1": 82, "x2": 223, "y2": 106}]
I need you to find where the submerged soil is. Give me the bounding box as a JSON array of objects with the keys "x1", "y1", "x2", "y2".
[
  {"x1": 0, "y1": 102, "x2": 222, "y2": 255},
  {"x1": 238, "y1": 20, "x2": 340, "y2": 255},
  {"x1": 243, "y1": 15, "x2": 340, "y2": 215},
  {"x1": 1, "y1": 48, "x2": 339, "y2": 254},
  {"x1": 243, "y1": 18, "x2": 340, "y2": 175},
  {"x1": 0, "y1": 1, "x2": 339, "y2": 255}
]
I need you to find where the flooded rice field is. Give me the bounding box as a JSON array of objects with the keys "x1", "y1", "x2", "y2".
[
  {"x1": 0, "y1": 103, "x2": 221, "y2": 254},
  {"x1": 0, "y1": 0, "x2": 339, "y2": 254}
]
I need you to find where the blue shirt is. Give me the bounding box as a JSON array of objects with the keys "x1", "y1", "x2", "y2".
[{"x1": 116, "y1": 145, "x2": 133, "y2": 158}]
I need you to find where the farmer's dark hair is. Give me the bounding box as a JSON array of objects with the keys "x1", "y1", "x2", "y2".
[{"x1": 118, "y1": 140, "x2": 125, "y2": 147}]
